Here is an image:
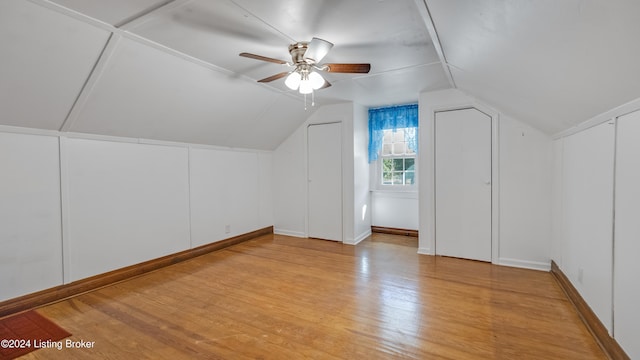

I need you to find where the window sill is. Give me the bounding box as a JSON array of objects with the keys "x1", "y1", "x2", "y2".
[{"x1": 370, "y1": 188, "x2": 418, "y2": 195}]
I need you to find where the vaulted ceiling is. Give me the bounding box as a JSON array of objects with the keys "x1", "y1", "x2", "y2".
[{"x1": 1, "y1": 0, "x2": 639, "y2": 150}]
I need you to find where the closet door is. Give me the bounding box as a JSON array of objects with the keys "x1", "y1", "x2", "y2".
[
  {"x1": 435, "y1": 108, "x2": 492, "y2": 261},
  {"x1": 614, "y1": 110, "x2": 640, "y2": 359},
  {"x1": 307, "y1": 123, "x2": 342, "y2": 241}
]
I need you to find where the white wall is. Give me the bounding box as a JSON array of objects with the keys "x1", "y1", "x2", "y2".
[
  {"x1": 273, "y1": 102, "x2": 371, "y2": 244},
  {"x1": 0, "y1": 132, "x2": 63, "y2": 301},
  {"x1": 552, "y1": 103, "x2": 640, "y2": 358},
  {"x1": 371, "y1": 192, "x2": 418, "y2": 230},
  {"x1": 190, "y1": 149, "x2": 272, "y2": 247},
  {"x1": 551, "y1": 103, "x2": 640, "y2": 359},
  {"x1": 419, "y1": 89, "x2": 553, "y2": 270},
  {"x1": 612, "y1": 110, "x2": 640, "y2": 358},
  {"x1": 498, "y1": 115, "x2": 553, "y2": 268},
  {"x1": 352, "y1": 104, "x2": 372, "y2": 242},
  {"x1": 64, "y1": 138, "x2": 191, "y2": 281},
  {"x1": 0, "y1": 130, "x2": 273, "y2": 301},
  {"x1": 557, "y1": 122, "x2": 615, "y2": 331}
]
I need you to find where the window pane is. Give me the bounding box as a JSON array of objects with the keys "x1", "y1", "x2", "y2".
[
  {"x1": 393, "y1": 130, "x2": 404, "y2": 142},
  {"x1": 393, "y1": 158, "x2": 404, "y2": 171},
  {"x1": 406, "y1": 147, "x2": 416, "y2": 155},
  {"x1": 393, "y1": 142, "x2": 406, "y2": 155},
  {"x1": 405, "y1": 158, "x2": 415, "y2": 170},
  {"x1": 405, "y1": 171, "x2": 415, "y2": 185},
  {"x1": 382, "y1": 143, "x2": 392, "y2": 156},
  {"x1": 383, "y1": 131, "x2": 393, "y2": 142},
  {"x1": 392, "y1": 172, "x2": 403, "y2": 185},
  {"x1": 382, "y1": 171, "x2": 392, "y2": 185},
  {"x1": 382, "y1": 158, "x2": 393, "y2": 172}
]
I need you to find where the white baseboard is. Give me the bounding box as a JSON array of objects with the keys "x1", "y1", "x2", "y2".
[
  {"x1": 344, "y1": 229, "x2": 372, "y2": 246},
  {"x1": 273, "y1": 229, "x2": 306, "y2": 238},
  {"x1": 417, "y1": 247, "x2": 431, "y2": 255},
  {"x1": 497, "y1": 257, "x2": 551, "y2": 271}
]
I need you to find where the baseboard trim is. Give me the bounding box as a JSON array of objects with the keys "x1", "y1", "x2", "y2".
[
  {"x1": 417, "y1": 247, "x2": 431, "y2": 255},
  {"x1": 371, "y1": 226, "x2": 418, "y2": 237},
  {"x1": 344, "y1": 229, "x2": 372, "y2": 245},
  {"x1": 550, "y1": 260, "x2": 629, "y2": 360},
  {"x1": 273, "y1": 228, "x2": 306, "y2": 238},
  {"x1": 0, "y1": 226, "x2": 273, "y2": 318},
  {"x1": 497, "y1": 257, "x2": 550, "y2": 271}
]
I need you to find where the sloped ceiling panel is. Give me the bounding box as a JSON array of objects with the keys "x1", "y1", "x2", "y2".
[
  {"x1": 128, "y1": 0, "x2": 445, "y2": 107},
  {"x1": 0, "y1": 0, "x2": 110, "y2": 130},
  {"x1": 427, "y1": 0, "x2": 640, "y2": 134},
  {"x1": 67, "y1": 37, "x2": 304, "y2": 149},
  {"x1": 49, "y1": 0, "x2": 171, "y2": 26},
  {"x1": 226, "y1": 95, "x2": 314, "y2": 150},
  {"x1": 349, "y1": 63, "x2": 450, "y2": 107},
  {"x1": 1, "y1": 0, "x2": 449, "y2": 150}
]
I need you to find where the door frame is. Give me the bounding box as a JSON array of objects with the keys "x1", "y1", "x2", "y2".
[{"x1": 420, "y1": 104, "x2": 500, "y2": 264}]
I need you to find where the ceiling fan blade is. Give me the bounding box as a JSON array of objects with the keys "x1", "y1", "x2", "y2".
[
  {"x1": 324, "y1": 63, "x2": 371, "y2": 73},
  {"x1": 304, "y1": 37, "x2": 333, "y2": 63},
  {"x1": 239, "y1": 52, "x2": 288, "y2": 65},
  {"x1": 257, "y1": 71, "x2": 290, "y2": 83},
  {"x1": 320, "y1": 80, "x2": 332, "y2": 89}
]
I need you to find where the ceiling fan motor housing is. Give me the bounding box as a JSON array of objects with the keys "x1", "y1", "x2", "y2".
[{"x1": 289, "y1": 42, "x2": 311, "y2": 65}]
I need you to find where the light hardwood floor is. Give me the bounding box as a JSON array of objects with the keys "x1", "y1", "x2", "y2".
[{"x1": 24, "y1": 233, "x2": 605, "y2": 359}]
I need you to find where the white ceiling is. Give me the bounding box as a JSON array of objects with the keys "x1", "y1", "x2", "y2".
[
  {"x1": 426, "y1": 0, "x2": 640, "y2": 134},
  {"x1": 1, "y1": 0, "x2": 447, "y2": 150},
  {"x1": 1, "y1": 0, "x2": 639, "y2": 149}
]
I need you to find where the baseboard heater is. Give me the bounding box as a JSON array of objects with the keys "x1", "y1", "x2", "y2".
[{"x1": 371, "y1": 226, "x2": 418, "y2": 237}]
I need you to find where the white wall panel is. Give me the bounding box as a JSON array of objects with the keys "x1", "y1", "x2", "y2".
[
  {"x1": 190, "y1": 148, "x2": 261, "y2": 247},
  {"x1": 613, "y1": 110, "x2": 640, "y2": 359},
  {"x1": 499, "y1": 116, "x2": 552, "y2": 269},
  {"x1": 371, "y1": 192, "x2": 418, "y2": 230},
  {"x1": 352, "y1": 104, "x2": 372, "y2": 242},
  {"x1": 550, "y1": 139, "x2": 564, "y2": 266},
  {"x1": 0, "y1": 133, "x2": 62, "y2": 301},
  {"x1": 560, "y1": 122, "x2": 615, "y2": 332},
  {"x1": 258, "y1": 153, "x2": 274, "y2": 229},
  {"x1": 273, "y1": 124, "x2": 307, "y2": 237},
  {"x1": 65, "y1": 138, "x2": 190, "y2": 282},
  {"x1": 308, "y1": 123, "x2": 343, "y2": 241}
]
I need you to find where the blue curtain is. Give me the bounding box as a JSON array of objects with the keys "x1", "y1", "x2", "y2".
[{"x1": 368, "y1": 103, "x2": 418, "y2": 163}]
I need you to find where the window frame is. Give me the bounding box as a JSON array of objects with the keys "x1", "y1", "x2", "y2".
[{"x1": 373, "y1": 128, "x2": 418, "y2": 192}]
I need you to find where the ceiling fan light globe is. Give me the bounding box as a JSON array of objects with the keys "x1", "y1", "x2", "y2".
[
  {"x1": 299, "y1": 79, "x2": 313, "y2": 94},
  {"x1": 284, "y1": 72, "x2": 301, "y2": 90},
  {"x1": 309, "y1": 71, "x2": 325, "y2": 90},
  {"x1": 305, "y1": 38, "x2": 334, "y2": 63}
]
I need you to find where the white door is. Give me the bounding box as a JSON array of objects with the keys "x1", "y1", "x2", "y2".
[
  {"x1": 435, "y1": 108, "x2": 492, "y2": 261},
  {"x1": 308, "y1": 123, "x2": 342, "y2": 241}
]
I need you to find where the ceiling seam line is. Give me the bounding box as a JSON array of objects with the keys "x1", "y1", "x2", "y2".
[
  {"x1": 113, "y1": 0, "x2": 180, "y2": 28},
  {"x1": 228, "y1": 0, "x2": 296, "y2": 43},
  {"x1": 413, "y1": 0, "x2": 456, "y2": 88},
  {"x1": 59, "y1": 33, "x2": 118, "y2": 133},
  {"x1": 350, "y1": 61, "x2": 444, "y2": 80}
]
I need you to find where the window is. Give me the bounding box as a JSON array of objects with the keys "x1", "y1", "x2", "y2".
[
  {"x1": 368, "y1": 104, "x2": 418, "y2": 188},
  {"x1": 381, "y1": 128, "x2": 416, "y2": 186}
]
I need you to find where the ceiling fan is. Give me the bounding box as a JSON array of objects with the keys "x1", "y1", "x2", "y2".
[{"x1": 239, "y1": 37, "x2": 371, "y2": 95}]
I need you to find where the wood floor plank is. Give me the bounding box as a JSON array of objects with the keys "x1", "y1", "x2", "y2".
[{"x1": 20, "y1": 233, "x2": 606, "y2": 359}]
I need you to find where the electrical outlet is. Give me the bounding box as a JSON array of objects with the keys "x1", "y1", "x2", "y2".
[
  {"x1": 578, "y1": 268, "x2": 584, "y2": 284},
  {"x1": 225, "y1": 225, "x2": 230, "y2": 234}
]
